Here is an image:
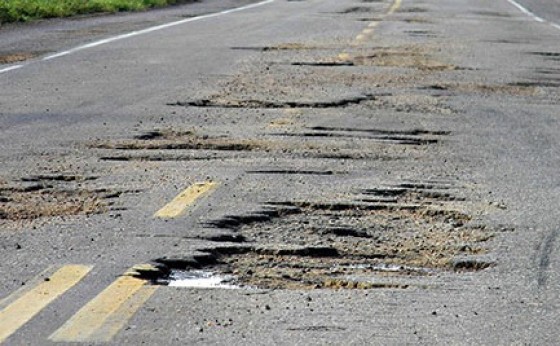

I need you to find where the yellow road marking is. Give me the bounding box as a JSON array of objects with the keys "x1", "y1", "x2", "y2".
[
  {"x1": 49, "y1": 274, "x2": 157, "y2": 342},
  {"x1": 0, "y1": 265, "x2": 92, "y2": 344},
  {"x1": 350, "y1": 0, "x2": 402, "y2": 46},
  {"x1": 337, "y1": 53, "x2": 351, "y2": 61},
  {"x1": 388, "y1": 0, "x2": 402, "y2": 15},
  {"x1": 154, "y1": 181, "x2": 218, "y2": 218}
]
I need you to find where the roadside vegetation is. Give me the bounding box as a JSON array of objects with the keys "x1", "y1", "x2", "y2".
[{"x1": 0, "y1": 0, "x2": 192, "y2": 23}]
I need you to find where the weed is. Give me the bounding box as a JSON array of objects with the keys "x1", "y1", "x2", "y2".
[{"x1": 0, "y1": 0, "x2": 192, "y2": 23}]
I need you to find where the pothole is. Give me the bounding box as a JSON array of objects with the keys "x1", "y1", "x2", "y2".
[
  {"x1": 420, "y1": 83, "x2": 540, "y2": 97},
  {"x1": 470, "y1": 11, "x2": 513, "y2": 18},
  {"x1": 291, "y1": 46, "x2": 457, "y2": 71},
  {"x1": 169, "y1": 94, "x2": 379, "y2": 109},
  {"x1": 405, "y1": 30, "x2": 438, "y2": 38},
  {"x1": 0, "y1": 175, "x2": 130, "y2": 225},
  {"x1": 246, "y1": 170, "x2": 339, "y2": 175},
  {"x1": 291, "y1": 61, "x2": 355, "y2": 67},
  {"x1": 279, "y1": 126, "x2": 450, "y2": 145},
  {"x1": 231, "y1": 43, "x2": 321, "y2": 51},
  {"x1": 91, "y1": 130, "x2": 265, "y2": 151},
  {"x1": 351, "y1": 50, "x2": 458, "y2": 71},
  {"x1": 149, "y1": 182, "x2": 494, "y2": 290},
  {"x1": 338, "y1": 7, "x2": 379, "y2": 14},
  {"x1": 90, "y1": 127, "x2": 434, "y2": 162},
  {"x1": 509, "y1": 81, "x2": 560, "y2": 88},
  {"x1": 399, "y1": 7, "x2": 429, "y2": 13}
]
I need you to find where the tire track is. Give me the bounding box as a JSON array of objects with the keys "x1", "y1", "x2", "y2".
[{"x1": 537, "y1": 229, "x2": 559, "y2": 288}]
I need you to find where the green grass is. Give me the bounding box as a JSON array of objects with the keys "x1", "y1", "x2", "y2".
[{"x1": 0, "y1": 0, "x2": 190, "y2": 23}]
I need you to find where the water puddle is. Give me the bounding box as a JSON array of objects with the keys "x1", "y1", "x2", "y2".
[{"x1": 162, "y1": 270, "x2": 239, "y2": 289}]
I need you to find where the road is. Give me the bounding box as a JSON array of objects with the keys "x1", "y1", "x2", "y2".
[
  {"x1": 0, "y1": 0, "x2": 559, "y2": 344},
  {"x1": 513, "y1": 0, "x2": 560, "y2": 25}
]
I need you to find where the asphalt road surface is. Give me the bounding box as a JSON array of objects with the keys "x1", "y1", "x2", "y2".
[{"x1": 1, "y1": 0, "x2": 559, "y2": 344}]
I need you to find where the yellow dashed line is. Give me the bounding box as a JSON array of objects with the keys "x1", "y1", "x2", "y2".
[
  {"x1": 154, "y1": 181, "x2": 218, "y2": 218},
  {"x1": 348, "y1": 0, "x2": 403, "y2": 47},
  {"x1": 388, "y1": 0, "x2": 403, "y2": 15},
  {"x1": 0, "y1": 265, "x2": 92, "y2": 343},
  {"x1": 337, "y1": 53, "x2": 351, "y2": 61},
  {"x1": 49, "y1": 273, "x2": 157, "y2": 343}
]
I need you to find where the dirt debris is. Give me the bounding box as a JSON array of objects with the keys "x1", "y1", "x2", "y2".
[
  {"x1": 0, "y1": 175, "x2": 124, "y2": 225},
  {"x1": 0, "y1": 52, "x2": 39, "y2": 64}
]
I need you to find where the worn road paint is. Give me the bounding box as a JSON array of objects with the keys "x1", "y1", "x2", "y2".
[
  {"x1": 388, "y1": 0, "x2": 402, "y2": 15},
  {"x1": 351, "y1": 0, "x2": 401, "y2": 45},
  {"x1": 154, "y1": 181, "x2": 218, "y2": 218},
  {"x1": 49, "y1": 275, "x2": 156, "y2": 342},
  {"x1": 355, "y1": 34, "x2": 366, "y2": 42},
  {"x1": 0, "y1": 0, "x2": 275, "y2": 75},
  {"x1": 507, "y1": 0, "x2": 560, "y2": 31},
  {"x1": 337, "y1": 53, "x2": 351, "y2": 61},
  {"x1": 0, "y1": 265, "x2": 92, "y2": 343},
  {"x1": 0, "y1": 65, "x2": 23, "y2": 74}
]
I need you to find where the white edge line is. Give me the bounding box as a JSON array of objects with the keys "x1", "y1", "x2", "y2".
[
  {"x1": 43, "y1": 0, "x2": 274, "y2": 61},
  {"x1": 507, "y1": 0, "x2": 558, "y2": 28},
  {"x1": 0, "y1": 65, "x2": 23, "y2": 74},
  {"x1": 1, "y1": 0, "x2": 274, "y2": 70}
]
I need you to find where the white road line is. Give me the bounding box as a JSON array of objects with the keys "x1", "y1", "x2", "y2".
[
  {"x1": 1, "y1": 0, "x2": 275, "y2": 73},
  {"x1": 0, "y1": 65, "x2": 23, "y2": 74},
  {"x1": 507, "y1": 0, "x2": 560, "y2": 30}
]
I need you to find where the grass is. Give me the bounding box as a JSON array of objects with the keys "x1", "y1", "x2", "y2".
[{"x1": 0, "y1": 0, "x2": 192, "y2": 23}]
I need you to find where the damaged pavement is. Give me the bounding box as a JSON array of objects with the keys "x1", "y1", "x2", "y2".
[{"x1": 1, "y1": 0, "x2": 560, "y2": 344}]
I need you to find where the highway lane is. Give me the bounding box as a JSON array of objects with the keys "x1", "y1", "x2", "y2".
[{"x1": 1, "y1": 0, "x2": 560, "y2": 344}]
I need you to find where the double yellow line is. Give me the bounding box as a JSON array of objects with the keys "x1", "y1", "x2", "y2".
[
  {"x1": 0, "y1": 265, "x2": 92, "y2": 343},
  {"x1": 0, "y1": 181, "x2": 219, "y2": 343},
  {"x1": 49, "y1": 273, "x2": 156, "y2": 342},
  {"x1": 0, "y1": 265, "x2": 158, "y2": 344}
]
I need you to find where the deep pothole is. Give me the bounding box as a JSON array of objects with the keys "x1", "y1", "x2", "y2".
[{"x1": 145, "y1": 182, "x2": 494, "y2": 290}]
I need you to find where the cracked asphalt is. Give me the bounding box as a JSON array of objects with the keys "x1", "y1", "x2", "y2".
[{"x1": 1, "y1": 0, "x2": 560, "y2": 344}]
